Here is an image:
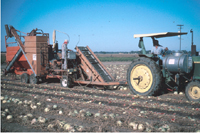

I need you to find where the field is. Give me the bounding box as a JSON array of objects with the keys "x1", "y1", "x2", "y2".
[
  {"x1": 1, "y1": 59, "x2": 200, "y2": 132},
  {"x1": 96, "y1": 53, "x2": 138, "y2": 62}
]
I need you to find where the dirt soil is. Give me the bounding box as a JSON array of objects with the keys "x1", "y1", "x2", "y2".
[{"x1": 1, "y1": 62, "x2": 200, "y2": 132}]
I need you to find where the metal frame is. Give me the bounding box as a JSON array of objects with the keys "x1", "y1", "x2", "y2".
[
  {"x1": 75, "y1": 46, "x2": 125, "y2": 86},
  {"x1": 4, "y1": 25, "x2": 127, "y2": 87},
  {"x1": 76, "y1": 47, "x2": 105, "y2": 82},
  {"x1": 73, "y1": 80, "x2": 126, "y2": 86},
  {"x1": 17, "y1": 41, "x2": 36, "y2": 76},
  {"x1": 5, "y1": 26, "x2": 49, "y2": 77}
]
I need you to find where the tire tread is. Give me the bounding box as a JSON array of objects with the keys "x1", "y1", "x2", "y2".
[{"x1": 127, "y1": 57, "x2": 162, "y2": 96}]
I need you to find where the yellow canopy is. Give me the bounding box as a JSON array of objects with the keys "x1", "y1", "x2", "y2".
[{"x1": 134, "y1": 32, "x2": 187, "y2": 38}]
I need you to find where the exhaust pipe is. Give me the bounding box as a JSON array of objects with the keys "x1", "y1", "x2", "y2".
[
  {"x1": 53, "y1": 30, "x2": 56, "y2": 49},
  {"x1": 190, "y1": 29, "x2": 197, "y2": 56}
]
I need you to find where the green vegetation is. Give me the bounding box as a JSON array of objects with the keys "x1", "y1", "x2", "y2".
[
  {"x1": 97, "y1": 57, "x2": 137, "y2": 62},
  {"x1": 1, "y1": 54, "x2": 6, "y2": 64}
]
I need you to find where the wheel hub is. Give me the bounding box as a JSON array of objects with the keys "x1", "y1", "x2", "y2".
[
  {"x1": 130, "y1": 64, "x2": 153, "y2": 93},
  {"x1": 138, "y1": 76, "x2": 143, "y2": 82},
  {"x1": 22, "y1": 77, "x2": 25, "y2": 82},
  {"x1": 62, "y1": 79, "x2": 68, "y2": 87},
  {"x1": 189, "y1": 86, "x2": 200, "y2": 99}
]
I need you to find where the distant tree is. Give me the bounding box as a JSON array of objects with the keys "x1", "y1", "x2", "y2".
[
  {"x1": 99, "y1": 51, "x2": 106, "y2": 54},
  {"x1": 181, "y1": 50, "x2": 188, "y2": 54}
]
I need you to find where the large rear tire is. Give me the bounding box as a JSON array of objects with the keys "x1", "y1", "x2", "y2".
[
  {"x1": 127, "y1": 57, "x2": 162, "y2": 96},
  {"x1": 185, "y1": 81, "x2": 200, "y2": 102}
]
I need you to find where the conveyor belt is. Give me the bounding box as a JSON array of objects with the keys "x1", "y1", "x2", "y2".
[{"x1": 78, "y1": 46, "x2": 113, "y2": 82}]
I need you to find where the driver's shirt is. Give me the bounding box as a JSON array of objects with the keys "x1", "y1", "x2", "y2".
[{"x1": 151, "y1": 46, "x2": 165, "y2": 55}]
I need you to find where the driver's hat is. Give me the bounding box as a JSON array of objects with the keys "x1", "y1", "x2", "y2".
[{"x1": 64, "y1": 39, "x2": 68, "y2": 44}]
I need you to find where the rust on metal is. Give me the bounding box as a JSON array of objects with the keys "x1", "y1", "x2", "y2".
[{"x1": 4, "y1": 25, "x2": 127, "y2": 88}]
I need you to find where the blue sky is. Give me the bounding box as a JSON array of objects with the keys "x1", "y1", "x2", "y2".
[{"x1": 1, "y1": 0, "x2": 200, "y2": 52}]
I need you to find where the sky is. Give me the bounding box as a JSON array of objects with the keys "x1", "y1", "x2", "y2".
[{"x1": 1, "y1": 0, "x2": 200, "y2": 52}]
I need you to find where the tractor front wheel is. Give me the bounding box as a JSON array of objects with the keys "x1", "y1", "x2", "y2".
[
  {"x1": 185, "y1": 81, "x2": 200, "y2": 102},
  {"x1": 127, "y1": 57, "x2": 162, "y2": 96}
]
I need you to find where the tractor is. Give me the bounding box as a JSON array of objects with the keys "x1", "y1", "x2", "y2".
[{"x1": 127, "y1": 32, "x2": 200, "y2": 102}]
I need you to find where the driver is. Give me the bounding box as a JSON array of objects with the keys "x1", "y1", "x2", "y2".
[
  {"x1": 151, "y1": 38, "x2": 169, "y2": 61},
  {"x1": 62, "y1": 39, "x2": 68, "y2": 70},
  {"x1": 151, "y1": 39, "x2": 168, "y2": 55}
]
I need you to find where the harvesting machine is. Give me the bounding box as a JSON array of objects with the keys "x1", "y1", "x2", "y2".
[{"x1": 4, "y1": 25, "x2": 126, "y2": 89}]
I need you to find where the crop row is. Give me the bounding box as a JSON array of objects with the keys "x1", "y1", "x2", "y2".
[
  {"x1": 2, "y1": 91, "x2": 199, "y2": 132},
  {"x1": 2, "y1": 81, "x2": 199, "y2": 107},
  {"x1": 1, "y1": 81, "x2": 200, "y2": 132}
]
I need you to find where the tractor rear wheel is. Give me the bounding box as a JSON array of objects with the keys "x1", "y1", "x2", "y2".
[
  {"x1": 185, "y1": 81, "x2": 200, "y2": 102},
  {"x1": 29, "y1": 74, "x2": 38, "y2": 84},
  {"x1": 127, "y1": 57, "x2": 162, "y2": 96},
  {"x1": 21, "y1": 73, "x2": 29, "y2": 83}
]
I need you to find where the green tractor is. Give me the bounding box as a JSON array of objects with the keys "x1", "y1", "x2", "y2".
[{"x1": 127, "y1": 32, "x2": 200, "y2": 102}]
